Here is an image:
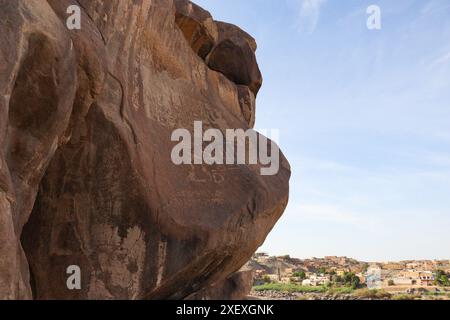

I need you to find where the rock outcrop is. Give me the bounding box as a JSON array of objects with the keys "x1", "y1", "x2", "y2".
[
  {"x1": 187, "y1": 268, "x2": 254, "y2": 300},
  {"x1": 174, "y1": 0, "x2": 218, "y2": 60},
  {"x1": 0, "y1": 0, "x2": 290, "y2": 300},
  {"x1": 207, "y1": 21, "x2": 262, "y2": 97}
]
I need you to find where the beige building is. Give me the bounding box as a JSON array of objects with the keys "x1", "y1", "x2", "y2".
[
  {"x1": 265, "y1": 274, "x2": 280, "y2": 282},
  {"x1": 284, "y1": 268, "x2": 294, "y2": 277},
  {"x1": 386, "y1": 277, "x2": 414, "y2": 286},
  {"x1": 302, "y1": 275, "x2": 330, "y2": 287},
  {"x1": 401, "y1": 270, "x2": 421, "y2": 280},
  {"x1": 419, "y1": 272, "x2": 435, "y2": 286},
  {"x1": 336, "y1": 268, "x2": 349, "y2": 276}
]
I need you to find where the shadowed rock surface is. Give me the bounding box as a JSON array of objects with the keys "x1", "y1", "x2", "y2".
[
  {"x1": 207, "y1": 21, "x2": 262, "y2": 96},
  {"x1": 0, "y1": 0, "x2": 290, "y2": 300},
  {"x1": 174, "y1": 0, "x2": 218, "y2": 59},
  {"x1": 187, "y1": 268, "x2": 254, "y2": 300}
]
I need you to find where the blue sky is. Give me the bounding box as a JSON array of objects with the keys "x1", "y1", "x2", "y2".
[{"x1": 195, "y1": 0, "x2": 450, "y2": 261}]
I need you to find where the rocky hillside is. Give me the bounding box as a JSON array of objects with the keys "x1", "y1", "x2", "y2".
[{"x1": 0, "y1": 0, "x2": 290, "y2": 299}]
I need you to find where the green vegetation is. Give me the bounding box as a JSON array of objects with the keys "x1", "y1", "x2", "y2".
[
  {"x1": 293, "y1": 271, "x2": 306, "y2": 280},
  {"x1": 254, "y1": 282, "x2": 358, "y2": 296},
  {"x1": 253, "y1": 283, "x2": 328, "y2": 293},
  {"x1": 353, "y1": 289, "x2": 391, "y2": 299},
  {"x1": 392, "y1": 294, "x2": 420, "y2": 300},
  {"x1": 333, "y1": 272, "x2": 360, "y2": 289},
  {"x1": 423, "y1": 291, "x2": 446, "y2": 296},
  {"x1": 434, "y1": 270, "x2": 450, "y2": 287},
  {"x1": 327, "y1": 286, "x2": 355, "y2": 295},
  {"x1": 343, "y1": 272, "x2": 360, "y2": 289},
  {"x1": 253, "y1": 282, "x2": 450, "y2": 300},
  {"x1": 317, "y1": 267, "x2": 328, "y2": 274},
  {"x1": 387, "y1": 279, "x2": 395, "y2": 286},
  {"x1": 262, "y1": 275, "x2": 271, "y2": 284}
]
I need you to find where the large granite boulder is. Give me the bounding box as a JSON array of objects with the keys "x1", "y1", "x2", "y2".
[{"x1": 0, "y1": 0, "x2": 290, "y2": 300}]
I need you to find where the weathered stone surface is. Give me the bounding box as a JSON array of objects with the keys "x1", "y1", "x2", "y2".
[
  {"x1": 187, "y1": 268, "x2": 254, "y2": 300},
  {"x1": 0, "y1": 0, "x2": 77, "y2": 299},
  {"x1": 207, "y1": 22, "x2": 263, "y2": 96},
  {"x1": 237, "y1": 85, "x2": 256, "y2": 128},
  {"x1": 216, "y1": 21, "x2": 257, "y2": 53},
  {"x1": 0, "y1": 0, "x2": 290, "y2": 300},
  {"x1": 175, "y1": 0, "x2": 218, "y2": 60}
]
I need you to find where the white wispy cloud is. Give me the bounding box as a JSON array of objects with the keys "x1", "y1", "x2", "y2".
[
  {"x1": 421, "y1": 0, "x2": 450, "y2": 16},
  {"x1": 429, "y1": 51, "x2": 450, "y2": 69},
  {"x1": 294, "y1": 0, "x2": 327, "y2": 33}
]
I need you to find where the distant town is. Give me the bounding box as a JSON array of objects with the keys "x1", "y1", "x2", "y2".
[{"x1": 247, "y1": 253, "x2": 450, "y2": 300}]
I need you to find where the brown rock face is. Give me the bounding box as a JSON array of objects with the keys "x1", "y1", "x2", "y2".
[
  {"x1": 174, "y1": 0, "x2": 218, "y2": 59},
  {"x1": 0, "y1": 0, "x2": 290, "y2": 300},
  {"x1": 0, "y1": 0, "x2": 77, "y2": 299},
  {"x1": 207, "y1": 21, "x2": 263, "y2": 97},
  {"x1": 187, "y1": 268, "x2": 254, "y2": 300},
  {"x1": 237, "y1": 85, "x2": 257, "y2": 128}
]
